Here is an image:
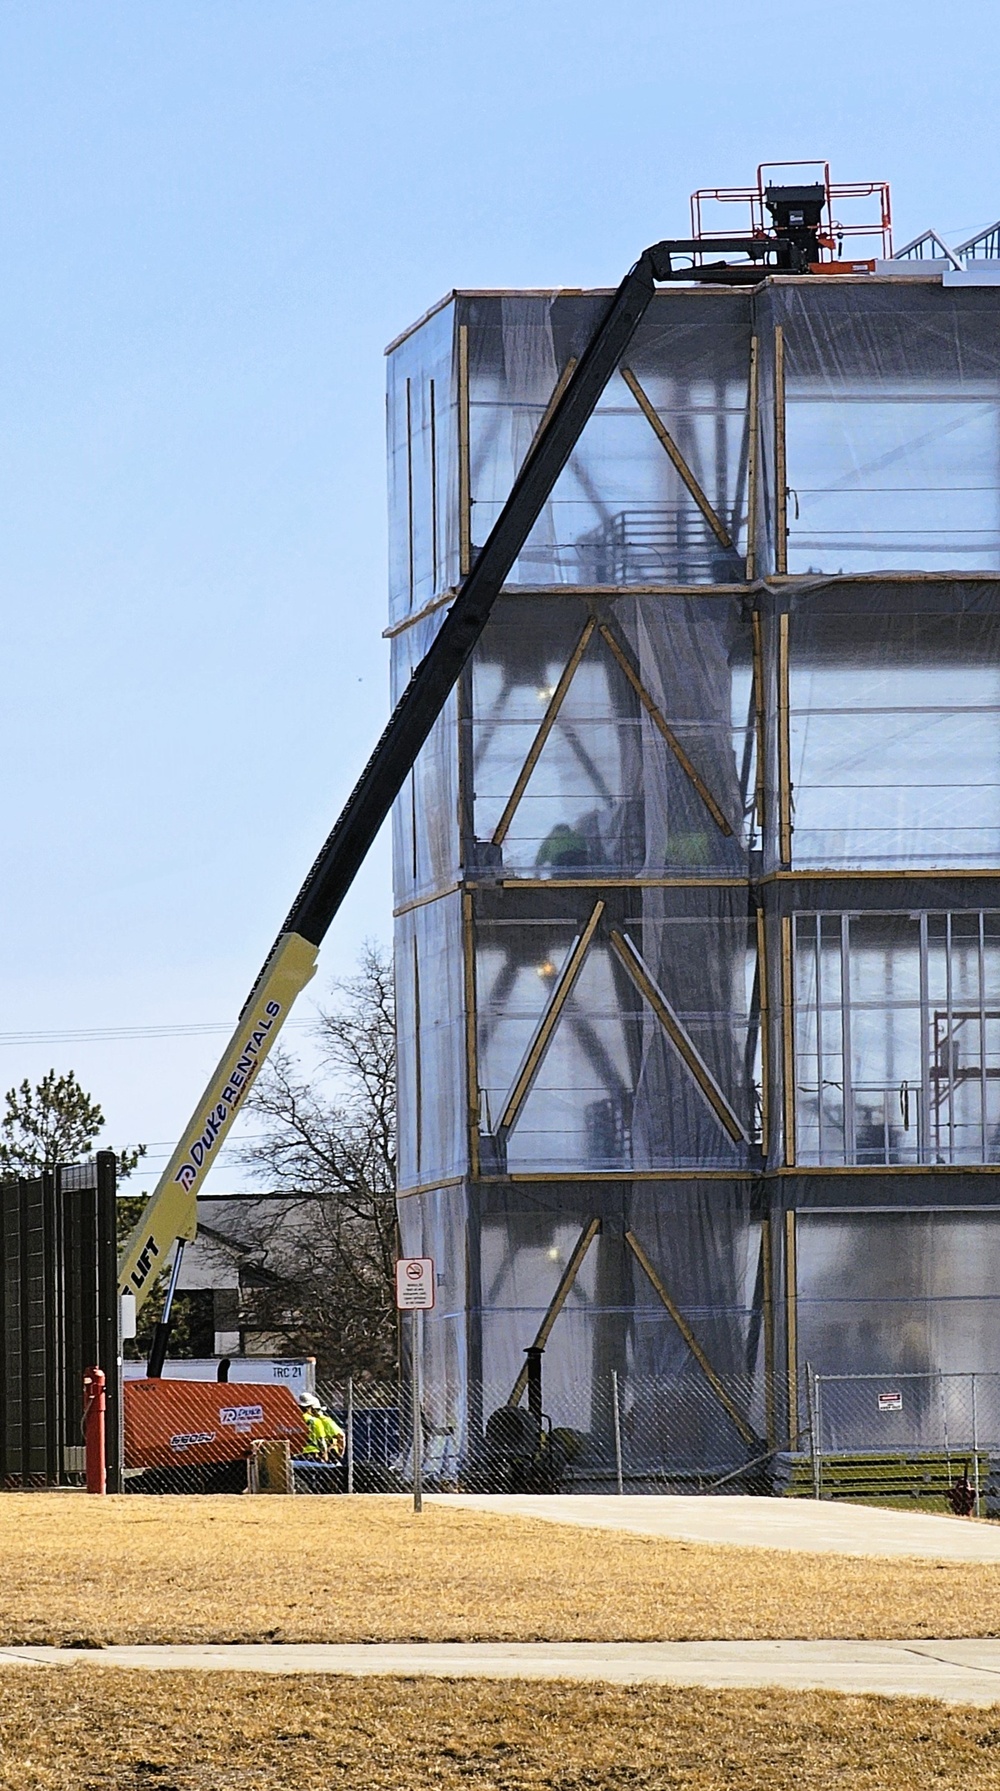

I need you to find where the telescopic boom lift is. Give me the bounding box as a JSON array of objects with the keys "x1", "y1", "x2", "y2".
[{"x1": 119, "y1": 196, "x2": 832, "y2": 1374}]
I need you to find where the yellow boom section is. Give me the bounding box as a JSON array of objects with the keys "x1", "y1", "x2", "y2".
[{"x1": 117, "y1": 931, "x2": 319, "y2": 1306}]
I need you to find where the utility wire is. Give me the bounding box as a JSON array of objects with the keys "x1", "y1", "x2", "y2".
[{"x1": 0, "y1": 1019, "x2": 313, "y2": 1047}]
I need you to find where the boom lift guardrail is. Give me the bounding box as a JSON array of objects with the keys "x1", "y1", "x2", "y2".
[{"x1": 119, "y1": 195, "x2": 836, "y2": 1375}]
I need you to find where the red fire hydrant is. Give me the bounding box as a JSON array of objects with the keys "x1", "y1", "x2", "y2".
[{"x1": 82, "y1": 1367, "x2": 106, "y2": 1495}]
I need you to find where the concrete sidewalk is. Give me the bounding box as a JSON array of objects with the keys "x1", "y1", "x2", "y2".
[
  {"x1": 2, "y1": 1639, "x2": 1000, "y2": 1703},
  {"x1": 433, "y1": 1493, "x2": 1000, "y2": 1560}
]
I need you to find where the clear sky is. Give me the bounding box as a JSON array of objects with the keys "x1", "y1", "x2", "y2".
[{"x1": 0, "y1": 0, "x2": 996, "y2": 1194}]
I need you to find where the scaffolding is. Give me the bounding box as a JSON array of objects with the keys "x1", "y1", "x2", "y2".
[{"x1": 387, "y1": 264, "x2": 1000, "y2": 1482}]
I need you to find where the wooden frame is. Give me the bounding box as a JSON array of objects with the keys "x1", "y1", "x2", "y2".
[
  {"x1": 501, "y1": 877, "x2": 749, "y2": 890},
  {"x1": 620, "y1": 367, "x2": 732, "y2": 549},
  {"x1": 745, "y1": 335, "x2": 759, "y2": 580},
  {"x1": 429, "y1": 376, "x2": 438, "y2": 589},
  {"x1": 609, "y1": 929, "x2": 750, "y2": 1145},
  {"x1": 761, "y1": 1215, "x2": 776, "y2": 1449},
  {"x1": 522, "y1": 357, "x2": 578, "y2": 470},
  {"x1": 781, "y1": 913, "x2": 796, "y2": 1167},
  {"x1": 507, "y1": 1217, "x2": 601, "y2": 1407},
  {"x1": 785, "y1": 1207, "x2": 798, "y2": 1448},
  {"x1": 463, "y1": 890, "x2": 480, "y2": 1180},
  {"x1": 458, "y1": 322, "x2": 472, "y2": 576},
  {"x1": 777, "y1": 611, "x2": 792, "y2": 865},
  {"x1": 405, "y1": 376, "x2": 415, "y2": 606},
  {"x1": 773, "y1": 324, "x2": 788, "y2": 574},
  {"x1": 626, "y1": 1230, "x2": 757, "y2": 1446},
  {"x1": 497, "y1": 901, "x2": 605, "y2": 1140},
  {"x1": 598, "y1": 623, "x2": 733, "y2": 835},
  {"x1": 756, "y1": 907, "x2": 770, "y2": 1156},
  {"x1": 491, "y1": 617, "x2": 597, "y2": 847},
  {"x1": 751, "y1": 607, "x2": 766, "y2": 837},
  {"x1": 491, "y1": 614, "x2": 735, "y2": 853}
]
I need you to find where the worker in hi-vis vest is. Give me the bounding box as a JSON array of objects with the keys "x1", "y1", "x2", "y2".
[{"x1": 298, "y1": 1392, "x2": 346, "y2": 1460}]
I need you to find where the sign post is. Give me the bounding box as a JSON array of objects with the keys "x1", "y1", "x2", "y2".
[{"x1": 395, "y1": 1258, "x2": 435, "y2": 1514}]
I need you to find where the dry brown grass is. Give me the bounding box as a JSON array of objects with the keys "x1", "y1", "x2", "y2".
[
  {"x1": 1, "y1": 1494, "x2": 1000, "y2": 1646},
  {"x1": 0, "y1": 1671, "x2": 999, "y2": 1789}
]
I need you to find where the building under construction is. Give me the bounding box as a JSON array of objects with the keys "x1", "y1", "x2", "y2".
[{"x1": 389, "y1": 166, "x2": 1000, "y2": 1483}]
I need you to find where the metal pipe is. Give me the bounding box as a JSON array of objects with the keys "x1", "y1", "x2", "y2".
[
  {"x1": 526, "y1": 1347, "x2": 543, "y2": 1425},
  {"x1": 611, "y1": 1369, "x2": 624, "y2": 1496},
  {"x1": 145, "y1": 1241, "x2": 186, "y2": 1379},
  {"x1": 412, "y1": 1310, "x2": 423, "y2": 1514},
  {"x1": 346, "y1": 1374, "x2": 354, "y2": 1497}
]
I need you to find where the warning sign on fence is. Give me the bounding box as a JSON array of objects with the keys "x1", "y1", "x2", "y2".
[{"x1": 877, "y1": 1390, "x2": 903, "y2": 1412}]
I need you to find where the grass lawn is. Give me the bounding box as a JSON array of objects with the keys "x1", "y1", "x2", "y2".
[
  {"x1": 0, "y1": 1494, "x2": 999, "y2": 1645},
  {"x1": 0, "y1": 1671, "x2": 998, "y2": 1789}
]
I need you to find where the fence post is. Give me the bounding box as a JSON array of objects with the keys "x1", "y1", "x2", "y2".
[
  {"x1": 412, "y1": 1309, "x2": 423, "y2": 1514},
  {"x1": 611, "y1": 1370, "x2": 624, "y2": 1495},
  {"x1": 346, "y1": 1374, "x2": 354, "y2": 1495},
  {"x1": 82, "y1": 1367, "x2": 106, "y2": 1495},
  {"x1": 940, "y1": 1370, "x2": 951, "y2": 1485},
  {"x1": 972, "y1": 1373, "x2": 981, "y2": 1518},
  {"x1": 806, "y1": 1361, "x2": 821, "y2": 1501}
]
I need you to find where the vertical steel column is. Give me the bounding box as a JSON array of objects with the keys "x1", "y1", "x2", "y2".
[
  {"x1": 777, "y1": 611, "x2": 792, "y2": 867},
  {"x1": 756, "y1": 909, "x2": 770, "y2": 1155},
  {"x1": 761, "y1": 1215, "x2": 776, "y2": 1450},
  {"x1": 785, "y1": 1208, "x2": 799, "y2": 1449},
  {"x1": 751, "y1": 609, "x2": 766, "y2": 842},
  {"x1": 745, "y1": 336, "x2": 759, "y2": 580},
  {"x1": 946, "y1": 912, "x2": 955, "y2": 1162},
  {"x1": 781, "y1": 914, "x2": 796, "y2": 1168},
  {"x1": 429, "y1": 377, "x2": 438, "y2": 590},
  {"x1": 458, "y1": 322, "x2": 471, "y2": 576},
  {"x1": 814, "y1": 916, "x2": 825, "y2": 1165},
  {"x1": 841, "y1": 915, "x2": 855, "y2": 1165},
  {"x1": 979, "y1": 912, "x2": 988, "y2": 1162},
  {"x1": 405, "y1": 376, "x2": 415, "y2": 607},
  {"x1": 774, "y1": 324, "x2": 788, "y2": 574},
  {"x1": 919, "y1": 912, "x2": 931, "y2": 1168},
  {"x1": 462, "y1": 890, "x2": 480, "y2": 1180}
]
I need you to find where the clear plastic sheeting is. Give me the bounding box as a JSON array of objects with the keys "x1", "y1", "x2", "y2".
[
  {"x1": 386, "y1": 275, "x2": 1000, "y2": 1486},
  {"x1": 386, "y1": 301, "x2": 460, "y2": 625},
  {"x1": 476, "y1": 893, "x2": 757, "y2": 1173},
  {"x1": 783, "y1": 581, "x2": 1000, "y2": 870},
  {"x1": 466, "y1": 292, "x2": 751, "y2": 587},
  {"x1": 797, "y1": 1211, "x2": 1000, "y2": 1379},
  {"x1": 756, "y1": 283, "x2": 1000, "y2": 577},
  {"x1": 469, "y1": 594, "x2": 753, "y2": 879},
  {"x1": 394, "y1": 895, "x2": 466, "y2": 1192}
]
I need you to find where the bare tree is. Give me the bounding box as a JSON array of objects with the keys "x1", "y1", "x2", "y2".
[{"x1": 232, "y1": 943, "x2": 398, "y2": 1378}]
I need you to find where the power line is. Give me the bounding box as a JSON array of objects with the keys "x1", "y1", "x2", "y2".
[{"x1": 0, "y1": 1019, "x2": 313, "y2": 1047}]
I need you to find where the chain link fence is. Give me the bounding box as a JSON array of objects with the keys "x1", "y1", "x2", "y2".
[
  {"x1": 118, "y1": 1368, "x2": 770, "y2": 1497},
  {"x1": 117, "y1": 1365, "x2": 1000, "y2": 1511},
  {"x1": 803, "y1": 1369, "x2": 1000, "y2": 1514}
]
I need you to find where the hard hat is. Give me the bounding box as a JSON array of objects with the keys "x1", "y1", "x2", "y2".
[{"x1": 297, "y1": 1392, "x2": 321, "y2": 1410}]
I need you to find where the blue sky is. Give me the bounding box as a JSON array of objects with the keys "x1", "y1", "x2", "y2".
[{"x1": 0, "y1": 0, "x2": 996, "y2": 1191}]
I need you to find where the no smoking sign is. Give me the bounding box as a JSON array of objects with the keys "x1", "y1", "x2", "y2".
[{"x1": 395, "y1": 1257, "x2": 435, "y2": 1310}]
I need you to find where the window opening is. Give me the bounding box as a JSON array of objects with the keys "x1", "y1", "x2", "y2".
[{"x1": 794, "y1": 909, "x2": 1000, "y2": 1166}]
